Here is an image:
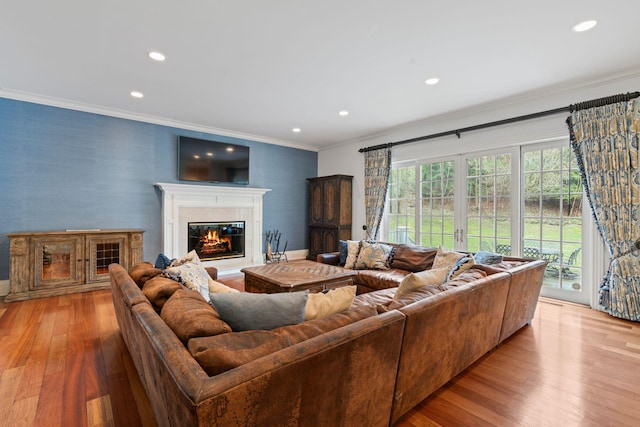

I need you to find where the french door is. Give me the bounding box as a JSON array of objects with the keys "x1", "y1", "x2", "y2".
[{"x1": 386, "y1": 140, "x2": 591, "y2": 304}]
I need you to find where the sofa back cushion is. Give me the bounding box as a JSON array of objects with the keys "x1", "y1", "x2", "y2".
[
  {"x1": 129, "y1": 262, "x2": 162, "y2": 288},
  {"x1": 188, "y1": 304, "x2": 377, "y2": 376},
  {"x1": 390, "y1": 245, "x2": 437, "y2": 272},
  {"x1": 142, "y1": 276, "x2": 183, "y2": 312},
  {"x1": 161, "y1": 289, "x2": 232, "y2": 344}
]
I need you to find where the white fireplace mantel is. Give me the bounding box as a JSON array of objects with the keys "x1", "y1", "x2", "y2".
[{"x1": 155, "y1": 182, "x2": 271, "y2": 271}]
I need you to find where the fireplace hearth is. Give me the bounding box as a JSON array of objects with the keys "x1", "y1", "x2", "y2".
[{"x1": 188, "y1": 221, "x2": 245, "y2": 261}]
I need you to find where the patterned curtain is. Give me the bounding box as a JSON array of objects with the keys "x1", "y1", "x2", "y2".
[
  {"x1": 567, "y1": 99, "x2": 640, "y2": 321},
  {"x1": 364, "y1": 147, "x2": 392, "y2": 241}
]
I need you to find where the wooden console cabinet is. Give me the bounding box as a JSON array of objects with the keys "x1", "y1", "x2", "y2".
[
  {"x1": 307, "y1": 175, "x2": 352, "y2": 260},
  {"x1": 6, "y1": 229, "x2": 144, "y2": 302}
]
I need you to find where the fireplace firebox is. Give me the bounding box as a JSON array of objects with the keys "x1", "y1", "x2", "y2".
[{"x1": 188, "y1": 221, "x2": 245, "y2": 261}]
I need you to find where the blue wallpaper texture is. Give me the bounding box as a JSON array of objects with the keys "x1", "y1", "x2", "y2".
[{"x1": 0, "y1": 97, "x2": 317, "y2": 279}]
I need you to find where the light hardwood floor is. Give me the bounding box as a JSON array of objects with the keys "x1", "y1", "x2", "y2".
[{"x1": 1, "y1": 275, "x2": 639, "y2": 427}]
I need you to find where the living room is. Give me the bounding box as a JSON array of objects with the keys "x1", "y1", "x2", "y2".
[{"x1": 2, "y1": 1, "x2": 640, "y2": 426}]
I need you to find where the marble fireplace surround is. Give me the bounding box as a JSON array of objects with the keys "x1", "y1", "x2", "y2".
[{"x1": 155, "y1": 183, "x2": 271, "y2": 271}]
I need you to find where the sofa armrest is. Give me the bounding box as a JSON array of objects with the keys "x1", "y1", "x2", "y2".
[
  {"x1": 316, "y1": 252, "x2": 340, "y2": 265},
  {"x1": 205, "y1": 267, "x2": 218, "y2": 280}
]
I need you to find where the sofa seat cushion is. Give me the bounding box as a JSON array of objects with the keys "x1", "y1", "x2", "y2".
[
  {"x1": 383, "y1": 285, "x2": 445, "y2": 311},
  {"x1": 484, "y1": 260, "x2": 528, "y2": 270},
  {"x1": 161, "y1": 289, "x2": 232, "y2": 344},
  {"x1": 188, "y1": 304, "x2": 377, "y2": 376},
  {"x1": 395, "y1": 268, "x2": 449, "y2": 299},
  {"x1": 390, "y1": 244, "x2": 437, "y2": 272},
  {"x1": 129, "y1": 262, "x2": 162, "y2": 288},
  {"x1": 353, "y1": 269, "x2": 410, "y2": 291},
  {"x1": 379, "y1": 268, "x2": 488, "y2": 311},
  {"x1": 441, "y1": 268, "x2": 488, "y2": 289},
  {"x1": 142, "y1": 276, "x2": 183, "y2": 312},
  {"x1": 352, "y1": 288, "x2": 397, "y2": 308}
]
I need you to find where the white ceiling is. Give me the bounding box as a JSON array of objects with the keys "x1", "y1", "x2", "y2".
[{"x1": 1, "y1": 1, "x2": 639, "y2": 151}]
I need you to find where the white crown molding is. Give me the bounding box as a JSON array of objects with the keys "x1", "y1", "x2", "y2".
[
  {"x1": 0, "y1": 89, "x2": 319, "y2": 153},
  {"x1": 333, "y1": 68, "x2": 640, "y2": 152}
]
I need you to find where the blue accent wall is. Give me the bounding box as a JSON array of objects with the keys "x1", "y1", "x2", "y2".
[{"x1": 0, "y1": 97, "x2": 317, "y2": 279}]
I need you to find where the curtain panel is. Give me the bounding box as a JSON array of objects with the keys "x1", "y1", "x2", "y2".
[
  {"x1": 364, "y1": 147, "x2": 392, "y2": 241},
  {"x1": 567, "y1": 99, "x2": 640, "y2": 321}
]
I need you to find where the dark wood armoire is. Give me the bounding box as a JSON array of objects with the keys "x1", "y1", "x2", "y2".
[{"x1": 307, "y1": 174, "x2": 353, "y2": 260}]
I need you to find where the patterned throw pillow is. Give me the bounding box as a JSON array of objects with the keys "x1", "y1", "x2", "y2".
[
  {"x1": 355, "y1": 241, "x2": 395, "y2": 270},
  {"x1": 432, "y1": 246, "x2": 467, "y2": 270},
  {"x1": 163, "y1": 256, "x2": 211, "y2": 301},
  {"x1": 169, "y1": 250, "x2": 201, "y2": 267},
  {"x1": 343, "y1": 240, "x2": 362, "y2": 269},
  {"x1": 445, "y1": 256, "x2": 475, "y2": 281},
  {"x1": 432, "y1": 246, "x2": 475, "y2": 282}
]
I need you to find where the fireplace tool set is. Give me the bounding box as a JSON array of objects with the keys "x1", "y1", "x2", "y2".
[{"x1": 265, "y1": 230, "x2": 287, "y2": 263}]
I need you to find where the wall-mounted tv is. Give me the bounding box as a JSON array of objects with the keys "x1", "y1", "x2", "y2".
[{"x1": 178, "y1": 136, "x2": 249, "y2": 184}]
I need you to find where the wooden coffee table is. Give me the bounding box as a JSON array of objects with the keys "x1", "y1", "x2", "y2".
[{"x1": 241, "y1": 260, "x2": 356, "y2": 294}]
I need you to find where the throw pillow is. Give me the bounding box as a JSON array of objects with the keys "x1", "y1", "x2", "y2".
[
  {"x1": 208, "y1": 278, "x2": 240, "y2": 294},
  {"x1": 154, "y1": 253, "x2": 174, "y2": 269},
  {"x1": 305, "y1": 286, "x2": 357, "y2": 320},
  {"x1": 210, "y1": 291, "x2": 309, "y2": 331},
  {"x1": 169, "y1": 250, "x2": 201, "y2": 267},
  {"x1": 343, "y1": 240, "x2": 362, "y2": 269},
  {"x1": 163, "y1": 261, "x2": 210, "y2": 297},
  {"x1": 473, "y1": 251, "x2": 504, "y2": 265},
  {"x1": 395, "y1": 267, "x2": 449, "y2": 299},
  {"x1": 338, "y1": 240, "x2": 349, "y2": 266},
  {"x1": 445, "y1": 256, "x2": 475, "y2": 281},
  {"x1": 432, "y1": 246, "x2": 467, "y2": 270},
  {"x1": 355, "y1": 241, "x2": 395, "y2": 270}
]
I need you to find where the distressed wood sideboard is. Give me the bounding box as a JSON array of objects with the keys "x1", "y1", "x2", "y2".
[{"x1": 6, "y1": 229, "x2": 144, "y2": 302}]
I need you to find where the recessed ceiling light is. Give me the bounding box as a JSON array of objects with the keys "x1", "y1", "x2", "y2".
[
  {"x1": 130, "y1": 91, "x2": 144, "y2": 98},
  {"x1": 193, "y1": 155, "x2": 200, "y2": 159},
  {"x1": 425, "y1": 77, "x2": 440, "y2": 85},
  {"x1": 572, "y1": 20, "x2": 597, "y2": 32},
  {"x1": 338, "y1": 110, "x2": 349, "y2": 116},
  {"x1": 148, "y1": 51, "x2": 166, "y2": 61},
  {"x1": 206, "y1": 152, "x2": 213, "y2": 156},
  {"x1": 226, "y1": 147, "x2": 234, "y2": 152},
  {"x1": 292, "y1": 128, "x2": 301, "y2": 133}
]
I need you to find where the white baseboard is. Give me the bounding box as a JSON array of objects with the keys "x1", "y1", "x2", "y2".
[{"x1": 0, "y1": 279, "x2": 9, "y2": 297}]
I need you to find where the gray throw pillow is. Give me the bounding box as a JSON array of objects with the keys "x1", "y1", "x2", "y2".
[
  {"x1": 474, "y1": 251, "x2": 504, "y2": 265},
  {"x1": 210, "y1": 291, "x2": 309, "y2": 331}
]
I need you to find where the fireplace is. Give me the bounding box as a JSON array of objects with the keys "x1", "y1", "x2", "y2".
[{"x1": 188, "y1": 221, "x2": 245, "y2": 261}]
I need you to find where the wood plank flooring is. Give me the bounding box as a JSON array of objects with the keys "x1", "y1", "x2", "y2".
[{"x1": 1, "y1": 274, "x2": 639, "y2": 426}]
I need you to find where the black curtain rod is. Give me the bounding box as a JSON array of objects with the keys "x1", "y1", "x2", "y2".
[{"x1": 358, "y1": 91, "x2": 640, "y2": 153}]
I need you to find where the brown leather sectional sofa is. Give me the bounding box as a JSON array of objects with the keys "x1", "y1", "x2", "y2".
[{"x1": 109, "y1": 244, "x2": 546, "y2": 426}]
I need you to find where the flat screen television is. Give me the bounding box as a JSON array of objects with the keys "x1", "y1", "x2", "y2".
[{"x1": 178, "y1": 136, "x2": 249, "y2": 184}]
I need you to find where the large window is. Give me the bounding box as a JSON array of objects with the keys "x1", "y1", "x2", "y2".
[{"x1": 385, "y1": 140, "x2": 586, "y2": 303}]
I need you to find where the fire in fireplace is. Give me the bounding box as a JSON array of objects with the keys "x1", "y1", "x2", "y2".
[{"x1": 188, "y1": 221, "x2": 245, "y2": 261}]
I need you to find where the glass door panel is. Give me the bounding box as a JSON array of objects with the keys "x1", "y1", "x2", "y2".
[
  {"x1": 522, "y1": 146, "x2": 585, "y2": 303},
  {"x1": 465, "y1": 153, "x2": 512, "y2": 253},
  {"x1": 34, "y1": 236, "x2": 84, "y2": 289},
  {"x1": 419, "y1": 161, "x2": 455, "y2": 248},
  {"x1": 388, "y1": 166, "x2": 417, "y2": 244}
]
